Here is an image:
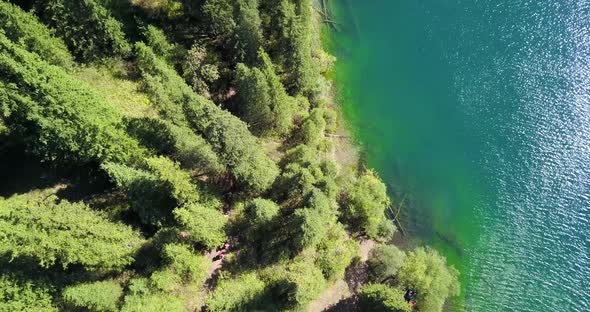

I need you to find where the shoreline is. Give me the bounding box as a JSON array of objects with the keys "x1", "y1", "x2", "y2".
[{"x1": 318, "y1": 2, "x2": 466, "y2": 311}]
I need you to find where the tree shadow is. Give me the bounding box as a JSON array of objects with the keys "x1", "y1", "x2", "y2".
[
  {"x1": 323, "y1": 296, "x2": 360, "y2": 312},
  {"x1": 0, "y1": 144, "x2": 112, "y2": 201}
]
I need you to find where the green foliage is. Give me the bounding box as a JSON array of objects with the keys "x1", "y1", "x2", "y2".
[
  {"x1": 0, "y1": 33, "x2": 144, "y2": 164},
  {"x1": 292, "y1": 190, "x2": 336, "y2": 250},
  {"x1": 134, "y1": 42, "x2": 279, "y2": 192},
  {"x1": 162, "y1": 244, "x2": 209, "y2": 283},
  {"x1": 102, "y1": 162, "x2": 176, "y2": 226},
  {"x1": 133, "y1": 41, "x2": 191, "y2": 124},
  {"x1": 145, "y1": 156, "x2": 199, "y2": 205},
  {"x1": 0, "y1": 193, "x2": 143, "y2": 271},
  {"x1": 149, "y1": 269, "x2": 181, "y2": 293},
  {"x1": 206, "y1": 273, "x2": 267, "y2": 312},
  {"x1": 62, "y1": 280, "x2": 123, "y2": 312},
  {"x1": 298, "y1": 108, "x2": 326, "y2": 147},
  {"x1": 167, "y1": 122, "x2": 225, "y2": 175},
  {"x1": 39, "y1": 0, "x2": 131, "y2": 61},
  {"x1": 0, "y1": 274, "x2": 56, "y2": 312},
  {"x1": 275, "y1": 145, "x2": 337, "y2": 202},
  {"x1": 121, "y1": 278, "x2": 184, "y2": 312},
  {"x1": 235, "y1": 49, "x2": 296, "y2": 136},
  {"x1": 75, "y1": 65, "x2": 155, "y2": 119},
  {"x1": 184, "y1": 101, "x2": 280, "y2": 192},
  {"x1": 315, "y1": 223, "x2": 358, "y2": 281},
  {"x1": 174, "y1": 203, "x2": 227, "y2": 248},
  {"x1": 245, "y1": 198, "x2": 280, "y2": 225},
  {"x1": 126, "y1": 118, "x2": 224, "y2": 175},
  {"x1": 183, "y1": 44, "x2": 219, "y2": 97},
  {"x1": 0, "y1": 0, "x2": 72, "y2": 68},
  {"x1": 367, "y1": 244, "x2": 405, "y2": 282},
  {"x1": 359, "y1": 284, "x2": 411, "y2": 312},
  {"x1": 376, "y1": 219, "x2": 398, "y2": 243},
  {"x1": 344, "y1": 170, "x2": 391, "y2": 238},
  {"x1": 274, "y1": 0, "x2": 318, "y2": 94},
  {"x1": 264, "y1": 255, "x2": 326, "y2": 308},
  {"x1": 234, "y1": 0, "x2": 263, "y2": 64},
  {"x1": 397, "y1": 247, "x2": 460, "y2": 312},
  {"x1": 142, "y1": 25, "x2": 176, "y2": 60},
  {"x1": 201, "y1": 0, "x2": 236, "y2": 44}
]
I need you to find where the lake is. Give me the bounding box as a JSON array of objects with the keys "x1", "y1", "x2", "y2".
[{"x1": 328, "y1": 0, "x2": 590, "y2": 310}]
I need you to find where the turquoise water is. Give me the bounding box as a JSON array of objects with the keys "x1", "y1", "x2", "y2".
[{"x1": 328, "y1": 1, "x2": 590, "y2": 311}]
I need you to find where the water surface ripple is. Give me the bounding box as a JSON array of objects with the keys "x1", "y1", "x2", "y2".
[{"x1": 329, "y1": 1, "x2": 590, "y2": 310}]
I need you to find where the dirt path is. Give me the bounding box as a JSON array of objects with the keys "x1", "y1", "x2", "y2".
[
  {"x1": 194, "y1": 248, "x2": 225, "y2": 311},
  {"x1": 307, "y1": 238, "x2": 375, "y2": 311}
]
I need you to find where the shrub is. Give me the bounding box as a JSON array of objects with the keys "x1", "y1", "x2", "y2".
[
  {"x1": 183, "y1": 44, "x2": 219, "y2": 97},
  {"x1": 298, "y1": 108, "x2": 326, "y2": 147},
  {"x1": 62, "y1": 280, "x2": 123, "y2": 312},
  {"x1": 245, "y1": 198, "x2": 280, "y2": 225}
]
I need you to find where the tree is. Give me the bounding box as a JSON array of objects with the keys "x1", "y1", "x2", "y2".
[
  {"x1": 38, "y1": 0, "x2": 131, "y2": 61},
  {"x1": 121, "y1": 278, "x2": 184, "y2": 312},
  {"x1": 0, "y1": 274, "x2": 56, "y2": 312},
  {"x1": 315, "y1": 223, "x2": 358, "y2": 281},
  {"x1": 233, "y1": 0, "x2": 263, "y2": 64},
  {"x1": 291, "y1": 190, "x2": 337, "y2": 251},
  {"x1": 298, "y1": 108, "x2": 326, "y2": 147},
  {"x1": 174, "y1": 203, "x2": 227, "y2": 249},
  {"x1": 275, "y1": 145, "x2": 337, "y2": 203},
  {"x1": 206, "y1": 273, "x2": 267, "y2": 312},
  {"x1": 62, "y1": 280, "x2": 123, "y2": 312},
  {"x1": 102, "y1": 162, "x2": 176, "y2": 226},
  {"x1": 183, "y1": 44, "x2": 219, "y2": 98},
  {"x1": 134, "y1": 42, "x2": 279, "y2": 192},
  {"x1": 274, "y1": 0, "x2": 318, "y2": 95},
  {"x1": 0, "y1": 0, "x2": 72, "y2": 68},
  {"x1": 397, "y1": 247, "x2": 460, "y2": 312},
  {"x1": 142, "y1": 25, "x2": 176, "y2": 60},
  {"x1": 358, "y1": 284, "x2": 411, "y2": 312},
  {"x1": 167, "y1": 123, "x2": 225, "y2": 176},
  {"x1": 161, "y1": 244, "x2": 209, "y2": 283},
  {"x1": 245, "y1": 198, "x2": 280, "y2": 226},
  {"x1": 201, "y1": 0, "x2": 236, "y2": 45},
  {"x1": 0, "y1": 33, "x2": 144, "y2": 165},
  {"x1": 344, "y1": 170, "x2": 391, "y2": 238},
  {"x1": 0, "y1": 193, "x2": 144, "y2": 271},
  {"x1": 234, "y1": 50, "x2": 296, "y2": 136},
  {"x1": 145, "y1": 156, "x2": 200, "y2": 205},
  {"x1": 262, "y1": 256, "x2": 326, "y2": 309},
  {"x1": 367, "y1": 244, "x2": 405, "y2": 282},
  {"x1": 125, "y1": 118, "x2": 224, "y2": 176}
]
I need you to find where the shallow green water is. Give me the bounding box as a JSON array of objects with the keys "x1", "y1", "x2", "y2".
[{"x1": 328, "y1": 1, "x2": 590, "y2": 310}]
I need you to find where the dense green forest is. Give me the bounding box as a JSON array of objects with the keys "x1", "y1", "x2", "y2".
[{"x1": 0, "y1": 0, "x2": 459, "y2": 311}]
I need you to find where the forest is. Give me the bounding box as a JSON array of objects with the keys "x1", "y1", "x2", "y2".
[{"x1": 0, "y1": 0, "x2": 459, "y2": 311}]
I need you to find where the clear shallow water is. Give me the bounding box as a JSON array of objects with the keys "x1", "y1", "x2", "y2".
[{"x1": 328, "y1": 0, "x2": 590, "y2": 310}]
